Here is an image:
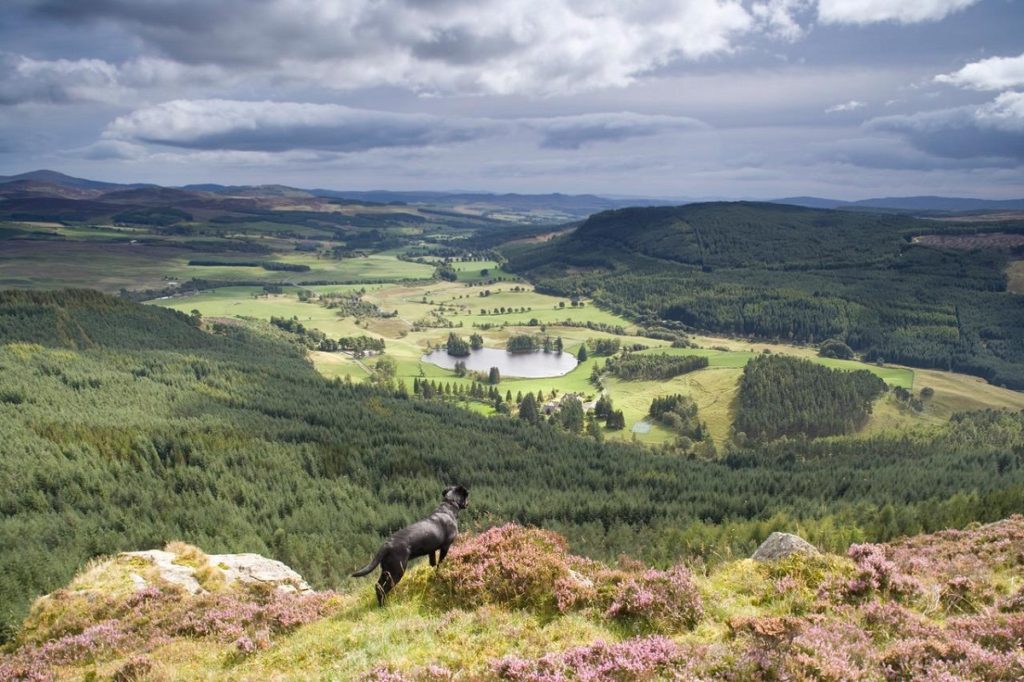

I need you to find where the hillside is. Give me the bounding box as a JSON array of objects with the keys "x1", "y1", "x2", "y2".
[
  {"x1": 774, "y1": 195, "x2": 1024, "y2": 212},
  {"x1": 3, "y1": 519, "x2": 1023, "y2": 680},
  {"x1": 505, "y1": 202, "x2": 1024, "y2": 389},
  {"x1": 2, "y1": 290, "x2": 1024, "y2": 642}
]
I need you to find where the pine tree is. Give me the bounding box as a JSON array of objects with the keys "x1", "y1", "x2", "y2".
[
  {"x1": 560, "y1": 396, "x2": 584, "y2": 433},
  {"x1": 518, "y1": 392, "x2": 540, "y2": 425}
]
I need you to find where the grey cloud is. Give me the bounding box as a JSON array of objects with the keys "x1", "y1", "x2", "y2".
[
  {"x1": 104, "y1": 99, "x2": 499, "y2": 152},
  {"x1": 103, "y1": 100, "x2": 712, "y2": 154},
  {"x1": 820, "y1": 135, "x2": 1019, "y2": 170},
  {"x1": 411, "y1": 27, "x2": 523, "y2": 65},
  {"x1": 0, "y1": 53, "x2": 117, "y2": 105},
  {"x1": 0, "y1": 52, "x2": 227, "y2": 106},
  {"x1": 26, "y1": 0, "x2": 762, "y2": 95},
  {"x1": 866, "y1": 94, "x2": 1024, "y2": 160},
  {"x1": 528, "y1": 112, "x2": 707, "y2": 150}
]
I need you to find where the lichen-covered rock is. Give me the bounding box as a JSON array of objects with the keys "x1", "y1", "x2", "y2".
[
  {"x1": 121, "y1": 549, "x2": 203, "y2": 593},
  {"x1": 207, "y1": 552, "x2": 313, "y2": 594},
  {"x1": 752, "y1": 532, "x2": 820, "y2": 562},
  {"x1": 114, "y1": 543, "x2": 311, "y2": 595}
]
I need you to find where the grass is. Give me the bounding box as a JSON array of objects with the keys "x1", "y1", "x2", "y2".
[
  {"x1": 0, "y1": 236, "x2": 435, "y2": 293},
  {"x1": 1007, "y1": 260, "x2": 1024, "y2": 295},
  {"x1": 149, "y1": 278, "x2": 1023, "y2": 447}
]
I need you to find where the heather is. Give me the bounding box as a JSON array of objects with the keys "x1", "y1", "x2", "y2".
[{"x1": 3, "y1": 519, "x2": 1024, "y2": 680}]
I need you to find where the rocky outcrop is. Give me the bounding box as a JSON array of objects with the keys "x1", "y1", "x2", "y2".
[
  {"x1": 207, "y1": 552, "x2": 313, "y2": 593},
  {"x1": 751, "y1": 532, "x2": 819, "y2": 562},
  {"x1": 114, "y1": 545, "x2": 312, "y2": 595}
]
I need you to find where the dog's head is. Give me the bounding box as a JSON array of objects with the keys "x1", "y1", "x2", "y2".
[{"x1": 442, "y1": 485, "x2": 469, "y2": 510}]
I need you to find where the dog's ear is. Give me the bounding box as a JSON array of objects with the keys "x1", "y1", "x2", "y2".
[{"x1": 441, "y1": 485, "x2": 455, "y2": 499}]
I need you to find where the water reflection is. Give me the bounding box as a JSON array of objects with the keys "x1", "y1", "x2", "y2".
[{"x1": 421, "y1": 347, "x2": 578, "y2": 378}]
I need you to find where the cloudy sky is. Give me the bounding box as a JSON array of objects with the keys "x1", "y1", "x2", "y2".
[{"x1": 1, "y1": 0, "x2": 1021, "y2": 198}]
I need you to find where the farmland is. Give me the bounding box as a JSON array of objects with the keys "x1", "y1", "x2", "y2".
[{"x1": 153, "y1": 273, "x2": 1024, "y2": 446}]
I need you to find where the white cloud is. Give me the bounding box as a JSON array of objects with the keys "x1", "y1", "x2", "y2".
[
  {"x1": 975, "y1": 91, "x2": 1024, "y2": 132},
  {"x1": 825, "y1": 99, "x2": 866, "y2": 113},
  {"x1": 0, "y1": 54, "x2": 120, "y2": 105},
  {"x1": 102, "y1": 99, "x2": 708, "y2": 154},
  {"x1": 935, "y1": 53, "x2": 1024, "y2": 91},
  {"x1": 104, "y1": 99, "x2": 497, "y2": 152},
  {"x1": 751, "y1": 0, "x2": 814, "y2": 41},
  {"x1": 0, "y1": 52, "x2": 226, "y2": 105},
  {"x1": 32, "y1": 0, "x2": 766, "y2": 96},
  {"x1": 817, "y1": 0, "x2": 981, "y2": 25}
]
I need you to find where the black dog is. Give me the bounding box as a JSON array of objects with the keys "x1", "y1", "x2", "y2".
[{"x1": 352, "y1": 485, "x2": 468, "y2": 605}]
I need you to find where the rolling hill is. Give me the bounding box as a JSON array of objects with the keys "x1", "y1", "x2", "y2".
[{"x1": 505, "y1": 202, "x2": 1024, "y2": 389}]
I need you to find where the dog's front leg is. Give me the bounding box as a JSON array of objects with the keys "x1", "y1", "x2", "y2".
[
  {"x1": 429, "y1": 550, "x2": 437, "y2": 567},
  {"x1": 438, "y1": 545, "x2": 449, "y2": 565}
]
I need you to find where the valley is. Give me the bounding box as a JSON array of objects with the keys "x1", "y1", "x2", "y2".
[
  {"x1": 2, "y1": 172, "x2": 1023, "y2": 661},
  {"x1": 152, "y1": 276, "x2": 1023, "y2": 447}
]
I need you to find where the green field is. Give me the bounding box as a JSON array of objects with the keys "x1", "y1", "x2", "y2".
[
  {"x1": 0, "y1": 234, "x2": 436, "y2": 293},
  {"x1": 1008, "y1": 260, "x2": 1024, "y2": 294},
  {"x1": 151, "y1": 276, "x2": 1021, "y2": 447}
]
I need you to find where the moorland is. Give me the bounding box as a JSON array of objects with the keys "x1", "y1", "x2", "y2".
[{"x1": 1, "y1": 171, "x2": 1023, "y2": 676}]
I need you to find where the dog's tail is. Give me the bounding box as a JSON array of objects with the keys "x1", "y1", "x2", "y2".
[{"x1": 351, "y1": 545, "x2": 387, "y2": 577}]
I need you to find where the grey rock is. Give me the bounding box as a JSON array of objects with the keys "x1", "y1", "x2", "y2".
[
  {"x1": 122, "y1": 550, "x2": 203, "y2": 593},
  {"x1": 751, "y1": 532, "x2": 820, "y2": 562},
  {"x1": 208, "y1": 553, "x2": 313, "y2": 593},
  {"x1": 120, "y1": 548, "x2": 312, "y2": 594}
]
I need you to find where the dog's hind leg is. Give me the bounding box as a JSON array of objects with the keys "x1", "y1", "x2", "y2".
[
  {"x1": 375, "y1": 556, "x2": 407, "y2": 606},
  {"x1": 429, "y1": 550, "x2": 437, "y2": 567}
]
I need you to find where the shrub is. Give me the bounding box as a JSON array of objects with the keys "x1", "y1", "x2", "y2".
[
  {"x1": 492, "y1": 636, "x2": 687, "y2": 681},
  {"x1": 602, "y1": 566, "x2": 703, "y2": 633},
  {"x1": 844, "y1": 544, "x2": 922, "y2": 602},
  {"x1": 819, "y1": 339, "x2": 854, "y2": 360},
  {"x1": 999, "y1": 586, "x2": 1024, "y2": 613},
  {"x1": 425, "y1": 525, "x2": 576, "y2": 614},
  {"x1": 111, "y1": 655, "x2": 153, "y2": 681}
]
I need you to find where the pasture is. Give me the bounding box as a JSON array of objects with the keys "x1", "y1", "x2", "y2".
[
  {"x1": 0, "y1": 238, "x2": 435, "y2": 293},
  {"x1": 150, "y1": 274, "x2": 1023, "y2": 447},
  {"x1": 1008, "y1": 260, "x2": 1024, "y2": 294}
]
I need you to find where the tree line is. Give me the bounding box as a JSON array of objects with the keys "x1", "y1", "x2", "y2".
[{"x1": 735, "y1": 354, "x2": 887, "y2": 441}]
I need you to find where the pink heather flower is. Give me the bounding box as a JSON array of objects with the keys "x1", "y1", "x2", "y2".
[
  {"x1": 492, "y1": 636, "x2": 684, "y2": 681},
  {"x1": 604, "y1": 566, "x2": 702, "y2": 632},
  {"x1": 235, "y1": 635, "x2": 257, "y2": 656}
]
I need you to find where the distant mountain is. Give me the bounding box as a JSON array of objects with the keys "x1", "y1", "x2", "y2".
[
  {"x1": 0, "y1": 170, "x2": 139, "y2": 192},
  {"x1": 310, "y1": 189, "x2": 677, "y2": 216},
  {"x1": 99, "y1": 187, "x2": 210, "y2": 205},
  {"x1": 849, "y1": 196, "x2": 1024, "y2": 212},
  {"x1": 772, "y1": 195, "x2": 1024, "y2": 213},
  {"x1": 771, "y1": 196, "x2": 849, "y2": 210},
  {"x1": 181, "y1": 183, "x2": 315, "y2": 199},
  {"x1": 0, "y1": 179, "x2": 103, "y2": 201},
  {"x1": 3, "y1": 170, "x2": 1022, "y2": 217}
]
